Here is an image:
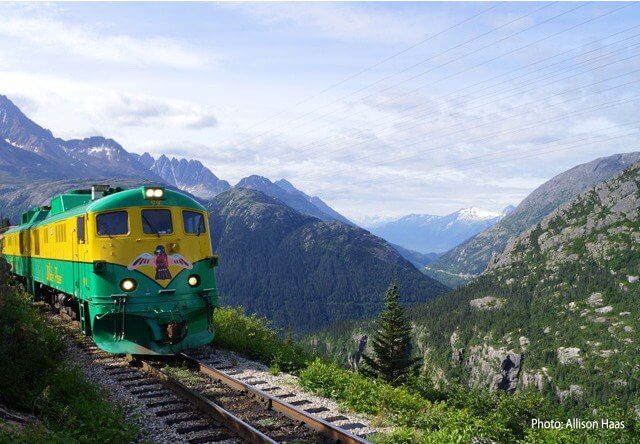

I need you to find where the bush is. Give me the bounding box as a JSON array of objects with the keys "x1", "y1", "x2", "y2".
[
  {"x1": 0, "y1": 268, "x2": 137, "y2": 442},
  {"x1": 213, "y1": 306, "x2": 314, "y2": 373}
]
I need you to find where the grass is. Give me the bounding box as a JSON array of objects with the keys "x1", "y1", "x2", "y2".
[
  {"x1": 213, "y1": 306, "x2": 315, "y2": 374},
  {"x1": 0, "y1": 271, "x2": 137, "y2": 443}
]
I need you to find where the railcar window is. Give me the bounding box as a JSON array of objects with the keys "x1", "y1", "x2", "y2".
[
  {"x1": 182, "y1": 211, "x2": 206, "y2": 235},
  {"x1": 33, "y1": 229, "x2": 40, "y2": 255},
  {"x1": 96, "y1": 211, "x2": 129, "y2": 236},
  {"x1": 141, "y1": 209, "x2": 173, "y2": 235},
  {"x1": 77, "y1": 216, "x2": 85, "y2": 243}
]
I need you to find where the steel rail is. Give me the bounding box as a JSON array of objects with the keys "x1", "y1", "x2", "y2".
[
  {"x1": 179, "y1": 353, "x2": 369, "y2": 444},
  {"x1": 132, "y1": 357, "x2": 277, "y2": 444}
]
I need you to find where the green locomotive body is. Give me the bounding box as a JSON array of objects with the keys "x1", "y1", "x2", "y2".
[{"x1": 0, "y1": 185, "x2": 219, "y2": 355}]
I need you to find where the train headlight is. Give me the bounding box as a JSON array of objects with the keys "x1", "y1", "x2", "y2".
[
  {"x1": 187, "y1": 275, "x2": 200, "y2": 287},
  {"x1": 144, "y1": 187, "x2": 165, "y2": 200},
  {"x1": 120, "y1": 278, "x2": 137, "y2": 292}
]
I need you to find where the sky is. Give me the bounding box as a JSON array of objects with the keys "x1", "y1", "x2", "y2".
[{"x1": 1, "y1": 2, "x2": 639, "y2": 223}]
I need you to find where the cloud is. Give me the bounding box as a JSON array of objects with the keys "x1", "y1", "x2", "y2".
[
  {"x1": 89, "y1": 93, "x2": 218, "y2": 130},
  {"x1": 0, "y1": 15, "x2": 204, "y2": 69},
  {"x1": 227, "y1": 3, "x2": 441, "y2": 45}
]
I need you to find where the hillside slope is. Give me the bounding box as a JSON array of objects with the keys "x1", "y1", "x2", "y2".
[
  {"x1": 430, "y1": 152, "x2": 640, "y2": 278},
  {"x1": 410, "y1": 161, "x2": 640, "y2": 406},
  {"x1": 207, "y1": 188, "x2": 449, "y2": 331}
]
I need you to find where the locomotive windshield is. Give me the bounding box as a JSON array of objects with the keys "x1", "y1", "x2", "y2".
[
  {"x1": 97, "y1": 211, "x2": 129, "y2": 236},
  {"x1": 183, "y1": 210, "x2": 206, "y2": 235},
  {"x1": 142, "y1": 209, "x2": 173, "y2": 235}
]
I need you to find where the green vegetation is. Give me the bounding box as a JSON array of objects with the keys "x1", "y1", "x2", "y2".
[
  {"x1": 207, "y1": 188, "x2": 447, "y2": 333},
  {"x1": 0, "y1": 262, "x2": 137, "y2": 443},
  {"x1": 361, "y1": 284, "x2": 419, "y2": 385},
  {"x1": 213, "y1": 306, "x2": 314, "y2": 373},
  {"x1": 213, "y1": 304, "x2": 638, "y2": 442}
]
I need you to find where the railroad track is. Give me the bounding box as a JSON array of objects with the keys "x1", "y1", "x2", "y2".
[{"x1": 75, "y1": 340, "x2": 370, "y2": 443}]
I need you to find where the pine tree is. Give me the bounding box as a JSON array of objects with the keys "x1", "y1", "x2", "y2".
[{"x1": 360, "y1": 283, "x2": 420, "y2": 385}]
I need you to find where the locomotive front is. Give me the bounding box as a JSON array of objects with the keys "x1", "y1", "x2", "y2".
[{"x1": 84, "y1": 186, "x2": 219, "y2": 354}]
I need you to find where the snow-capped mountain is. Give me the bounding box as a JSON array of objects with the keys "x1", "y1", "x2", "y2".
[
  {"x1": 137, "y1": 153, "x2": 230, "y2": 199},
  {"x1": 0, "y1": 94, "x2": 159, "y2": 181},
  {"x1": 369, "y1": 206, "x2": 513, "y2": 254}
]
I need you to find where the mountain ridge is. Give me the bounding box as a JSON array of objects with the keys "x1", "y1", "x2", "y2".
[
  {"x1": 207, "y1": 187, "x2": 449, "y2": 331},
  {"x1": 430, "y1": 151, "x2": 640, "y2": 279}
]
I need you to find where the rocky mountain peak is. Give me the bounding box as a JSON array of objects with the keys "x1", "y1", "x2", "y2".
[
  {"x1": 0, "y1": 95, "x2": 56, "y2": 153},
  {"x1": 144, "y1": 153, "x2": 230, "y2": 199}
]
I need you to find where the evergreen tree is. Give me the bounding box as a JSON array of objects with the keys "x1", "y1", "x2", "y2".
[{"x1": 360, "y1": 283, "x2": 420, "y2": 385}]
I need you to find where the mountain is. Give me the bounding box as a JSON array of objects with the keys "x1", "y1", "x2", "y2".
[
  {"x1": 389, "y1": 244, "x2": 440, "y2": 269},
  {"x1": 207, "y1": 188, "x2": 449, "y2": 332},
  {"x1": 308, "y1": 161, "x2": 640, "y2": 407},
  {"x1": 137, "y1": 153, "x2": 230, "y2": 199},
  {"x1": 0, "y1": 95, "x2": 159, "y2": 181},
  {"x1": 430, "y1": 152, "x2": 640, "y2": 280},
  {"x1": 369, "y1": 206, "x2": 510, "y2": 254},
  {"x1": 408, "y1": 160, "x2": 640, "y2": 406},
  {"x1": 235, "y1": 175, "x2": 353, "y2": 225}
]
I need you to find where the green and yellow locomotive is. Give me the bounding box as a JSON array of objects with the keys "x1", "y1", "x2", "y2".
[{"x1": 0, "y1": 185, "x2": 219, "y2": 355}]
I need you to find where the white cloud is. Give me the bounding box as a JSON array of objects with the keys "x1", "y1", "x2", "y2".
[
  {"x1": 0, "y1": 15, "x2": 204, "y2": 69},
  {"x1": 90, "y1": 93, "x2": 218, "y2": 130},
  {"x1": 228, "y1": 3, "x2": 439, "y2": 45}
]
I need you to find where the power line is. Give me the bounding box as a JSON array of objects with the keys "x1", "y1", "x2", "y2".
[
  {"x1": 274, "y1": 3, "x2": 634, "y2": 154},
  {"x1": 295, "y1": 35, "x2": 640, "y2": 156},
  {"x1": 228, "y1": 2, "x2": 634, "y2": 179},
  {"x1": 317, "y1": 121, "x2": 640, "y2": 191},
  {"x1": 232, "y1": 54, "x2": 640, "y2": 180},
  {"x1": 213, "y1": 3, "x2": 500, "y2": 145},
  {"x1": 229, "y1": 2, "x2": 559, "y2": 147}
]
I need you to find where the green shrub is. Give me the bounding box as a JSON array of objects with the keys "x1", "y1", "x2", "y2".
[
  {"x1": 0, "y1": 274, "x2": 137, "y2": 442},
  {"x1": 213, "y1": 306, "x2": 314, "y2": 373}
]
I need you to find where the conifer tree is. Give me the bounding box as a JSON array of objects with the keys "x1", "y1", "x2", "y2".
[{"x1": 360, "y1": 283, "x2": 419, "y2": 385}]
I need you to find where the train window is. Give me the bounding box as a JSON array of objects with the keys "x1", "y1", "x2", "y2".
[
  {"x1": 77, "y1": 216, "x2": 85, "y2": 243},
  {"x1": 182, "y1": 211, "x2": 206, "y2": 235},
  {"x1": 141, "y1": 209, "x2": 173, "y2": 235},
  {"x1": 33, "y1": 229, "x2": 40, "y2": 255},
  {"x1": 96, "y1": 211, "x2": 129, "y2": 236}
]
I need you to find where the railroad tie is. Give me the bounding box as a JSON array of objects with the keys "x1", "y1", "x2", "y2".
[
  {"x1": 123, "y1": 379, "x2": 158, "y2": 388},
  {"x1": 165, "y1": 415, "x2": 202, "y2": 426},
  {"x1": 304, "y1": 407, "x2": 329, "y2": 414},
  {"x1": 156, "y1": 407, "x2": 193, "y2": 417},
  {"x1": 289, "y1": 400, "x2": 311, "y2": 406},
  {"x1": 324, "y1": 415, "x2": 349, "y2": 422},
  {"x1": 215, "y1": 365, "x2": 235, "y2": 370},
  {"x1": 261, "y1": 386, "x2": 281, "y2": 392},
  {"x1": 340, "y1": 423, "x2": 367, "y2": 431},
  {"x1": 132, "y1": 389, "x2": 166, "y2": 397},
  {"x1": 116, "y1": 374, "x2": 146, "y2": 382},
  {"x1": 146, "y1": 400, "x2": 188, "y2": 408},
  {"x1": 108, "y1": 369, "x2": 138, "y2": 376},
  {"x1": 176, "y1": 424, "x2": 211, "y2": 435}
]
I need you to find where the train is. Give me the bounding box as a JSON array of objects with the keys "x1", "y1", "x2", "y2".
[{"x1": 0, "y1": 185, "x2": 220, "y2": 355}]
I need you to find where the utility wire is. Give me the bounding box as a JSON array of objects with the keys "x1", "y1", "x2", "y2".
[
  {"x1": 213, "y1": 3, "x2": 500, "y2": 145},
  {"x1": 271, "y1": 3, "x2": 633, "y2": 155},
  {"x1": 228, "y1": 2, "x2": 633, "y2": 179}
]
